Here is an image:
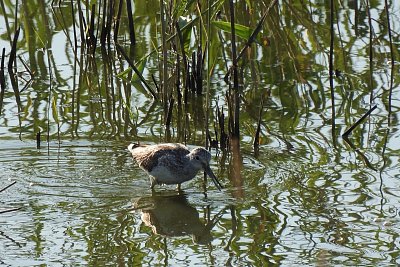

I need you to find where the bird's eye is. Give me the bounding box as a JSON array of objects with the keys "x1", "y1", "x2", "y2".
[{"x1": 195, "y1": 156, "x2": 200, "y2": 160}]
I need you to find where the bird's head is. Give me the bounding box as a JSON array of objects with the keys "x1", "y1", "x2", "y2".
[{"x1": 189, "y1": 148, "x2": 222, "y2": 191}]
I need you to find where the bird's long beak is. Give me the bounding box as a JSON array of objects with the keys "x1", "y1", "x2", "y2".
[{"x1": 203, "y1": 165, "x2": 223, "y2": 191}]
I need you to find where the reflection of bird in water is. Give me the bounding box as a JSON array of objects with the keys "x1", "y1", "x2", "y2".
[
  {"x1": 134, "y1": 192, "x2": 223, "y2": 244},
  {"x1": 128, "y1": 143, "x2": 223, "y2": 191}
]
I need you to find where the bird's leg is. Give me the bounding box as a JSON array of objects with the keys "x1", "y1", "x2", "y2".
[
  {"x1": 150, "y1": 177, "x2": 156, "y2": 191},
  {"x1": 176, "y1": 183, "x2": 182, "y2": 191}
]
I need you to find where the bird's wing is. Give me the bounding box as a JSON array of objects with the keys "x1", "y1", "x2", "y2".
[
  {"x1": 132, "y1": 144, "x2": 189, "y2": 172},
  {"x1": 156, "y1": 151, "x2": 186, "y2": 171},
  {"x1": 153, "y1": 146, "x2": 189, "y2": 171}
]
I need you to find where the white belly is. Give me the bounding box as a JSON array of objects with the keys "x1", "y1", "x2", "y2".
[{"x1": 149, "y1": 166, "x2": 194, "y2": 184}]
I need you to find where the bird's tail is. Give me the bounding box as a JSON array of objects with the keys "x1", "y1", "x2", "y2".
[{"x1": 127, "y1": 143, "x2": 141, "y2": 153}]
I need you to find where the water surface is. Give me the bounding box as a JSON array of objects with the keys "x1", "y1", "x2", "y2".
[{"x1": 1, "y1": 0, "x2": 400, "y2": 266}]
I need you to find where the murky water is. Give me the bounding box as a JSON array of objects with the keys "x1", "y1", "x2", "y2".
[{"x1": 1, "y1": 0, "x2": 400, "y2": 266}]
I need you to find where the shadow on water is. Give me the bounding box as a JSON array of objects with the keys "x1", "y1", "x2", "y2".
[{"x1": 133, "y1": 191, "x2": 225, "y2": 245}]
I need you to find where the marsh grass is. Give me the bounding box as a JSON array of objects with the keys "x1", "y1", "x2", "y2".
[{"x1": 0, "y1": 0, "x2": 397, "y2": 159}]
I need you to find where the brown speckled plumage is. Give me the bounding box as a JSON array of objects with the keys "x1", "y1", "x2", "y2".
[
  {"x1": 130, "y1": 143, "x2": 189, "y2": 172},
  {"x1": 128, "y1": 143, "x2": 222, "y2": 191}
]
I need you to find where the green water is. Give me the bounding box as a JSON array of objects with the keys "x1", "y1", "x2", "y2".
[{"x1": 1, "y1": 0, "x2": 400, "y2": 266}]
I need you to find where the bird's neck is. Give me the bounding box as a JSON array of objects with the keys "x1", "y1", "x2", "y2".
[{"x1": 182, "y1": 160, "x2": 201, "y2": 181}]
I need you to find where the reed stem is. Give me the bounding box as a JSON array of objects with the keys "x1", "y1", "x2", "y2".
[
  {"x1": 126, "y1": 0, "x2": 136, "y2": 45},
  {"x1": 160, "y1": 0, "x2": 168, "y2": 108},
  {"x1": 229, "y1": 0, "x2": 239, "y2": 138},
  {"x1": 8, "y1": 26, "x2": 20, "y2": 70},
  {"x1": 329, "y1": 0, "x2": 336, "y2": 141},
  {"x1": 342, "y1": 105, "x2": 377, "y2": 137},
  {"x1": 384, "y1": 0, "x2": 394, "y2": 126},
  {"x1": 0, "y1": 181, "x2": 16, "y2": 193}
]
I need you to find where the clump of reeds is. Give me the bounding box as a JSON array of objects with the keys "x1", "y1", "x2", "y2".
[
  {"x1": 55, "y1": 0, "x2": 278, "y2": 153},
  {"x1": 69, "y1": 0, "x2": 136, "y2": 52}
]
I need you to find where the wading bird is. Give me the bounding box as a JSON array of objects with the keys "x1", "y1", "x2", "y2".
[{"x1": 128, "y1": 143, "x2": 223, "y2": 191}]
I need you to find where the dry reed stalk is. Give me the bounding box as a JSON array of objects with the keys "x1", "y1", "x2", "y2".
[
  {"x1": 126, "y1": 0, "x2": 136, "y2": 45},
  {"x1": 253, "y1": 96, "x2": 265, "y2": 150},
  {"x1": 116, "y1": 44, "x2": 158, "y2": 99},
  {"x1": 384, "y1": 0, "x2": 394, "y2": 126},
  {"x1": 0, "y1": 48, "x2": 5, "y2": 112},
  {"x1": 228, "y1": 0, "x2": 240, "y2": 138},
  {"x1": 8, "y1": 27, "x2": 20, "y2": 70},
  {"x1": 329, "y1": 0, "x2": 336, "y2": 141},
  {"x1": 114, "y1": 0, "x2": 123, "y2": 43},
  {"x1": 342, "y1": 105, "x2": 377, "y2": 137}
]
